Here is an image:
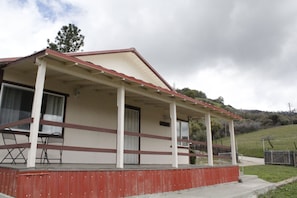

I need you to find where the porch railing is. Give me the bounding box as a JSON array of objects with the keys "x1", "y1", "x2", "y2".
[
  {"x1": 0, "y1": 118, "x2": 33, "y2": 151},
  {"x1": 0, "y1": 118, "x2": 232, "y2": 164}
]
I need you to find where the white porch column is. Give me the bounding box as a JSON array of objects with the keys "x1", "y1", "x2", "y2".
[
  {"x1": 205, "y1": 113, "x2": 213, "y2": 166},
  {"x1": 116, "y1": 86, "x2": 125, "y2": 168},
  {"x1": 170, "y1": 101, "x2": 178, "y2": 168},
  {"x1": 229, "y1": 120, "x2": 237, "y2": 165},
  {"x1": 27, "y1": 60, "x2": 46, "y2": 167}
]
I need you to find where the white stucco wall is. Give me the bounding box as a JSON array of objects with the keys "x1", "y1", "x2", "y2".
[{"x1": 75, "y1": 53, "x2": 170, "y2": 90}]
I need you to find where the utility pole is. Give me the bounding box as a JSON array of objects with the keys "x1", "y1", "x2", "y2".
[{"x1": 288, "y1": 102, "x2": 295, "y2": 124}]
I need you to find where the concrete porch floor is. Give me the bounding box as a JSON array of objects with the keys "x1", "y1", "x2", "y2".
[{"x1": 0, "y1": 163, "x2": 219, "y2": 171}]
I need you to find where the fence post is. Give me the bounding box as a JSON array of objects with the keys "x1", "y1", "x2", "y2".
[
  {"x1": 288, "y1": 151, "x2": 290, "y2": 165},
  {"x1": 293, "y1": 151, "x2": 297, "y2": 167}
]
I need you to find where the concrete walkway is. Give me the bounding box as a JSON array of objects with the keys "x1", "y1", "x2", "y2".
[
  {"x1": 131, "y1": 175, "x2": 275, "y2": 198},
  {"x1": 131, "y1": 157, "x2": 272, "y2": 198}
]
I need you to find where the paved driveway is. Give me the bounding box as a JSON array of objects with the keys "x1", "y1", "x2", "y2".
[{"x1": 238, "y1": 156, "x2": 264, "y2": 166}]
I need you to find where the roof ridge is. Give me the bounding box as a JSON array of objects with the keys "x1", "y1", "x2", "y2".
[{"x1": 64, "y1": 48, "x2": 136, "y2": 57}]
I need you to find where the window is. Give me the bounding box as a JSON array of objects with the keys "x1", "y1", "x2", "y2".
[
  {"x1": 177, "y1": 120, "x2": 189, "y2": 147},
  {"x1": 0, "y1": 83, "x2": 65, "y2": 134}
]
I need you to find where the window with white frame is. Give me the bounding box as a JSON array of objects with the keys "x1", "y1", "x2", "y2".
[
  {"x1": 176, "y1": 120, "x2": 189, "y2": 147},
  {"x1": 0, "y1": 83, "x2": 65, "y2": 135}
]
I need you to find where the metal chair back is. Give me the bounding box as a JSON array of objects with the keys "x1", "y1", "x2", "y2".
[{"x1": 1, "y1": 132, "x2": 27, "y2": 164}]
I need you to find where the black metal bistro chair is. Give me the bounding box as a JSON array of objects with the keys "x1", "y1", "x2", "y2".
[
  {"x1": 1, "y1": 132, "x2": 27, "y2": 164},
  {"x1": 42, "y1": 133, "x2": 64, "y2": 164},
  {"x1": 37, "y1": 135, "x2": 49, "y2": 163}
]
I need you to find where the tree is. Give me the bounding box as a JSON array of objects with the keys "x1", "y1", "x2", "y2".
[
  {"x1": 214, "y1": 96, "x2": 224, "y2": 104},
  {"x1": 176, "y1": 88, "x2": 207, "y2": 99},
  {"x1": 47, "y1": 23, "x2": 85, "y2": 52},
  {"x1": 189, "y1": 120, "x2": 206, "y2": 141}
]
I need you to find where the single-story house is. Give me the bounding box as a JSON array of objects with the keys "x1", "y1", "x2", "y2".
[{"x1": 0, "y1": 48, "x2": 241, "y2": 197}]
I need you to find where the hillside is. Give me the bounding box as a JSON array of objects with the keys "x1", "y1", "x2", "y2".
[
  {"x1": 219, "y1": 125, "x2": 297, "y2": 158},
  {"x1": 176, "y1": 87, "x2": 297, "y2": 138}
]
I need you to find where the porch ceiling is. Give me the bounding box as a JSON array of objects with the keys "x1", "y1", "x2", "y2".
[
  {"x1": 5, "y1": 62, "x2": 204, "y2": 120},
  {"x1": 51, "y1": 73, "x2": 204, "y2": 119}
]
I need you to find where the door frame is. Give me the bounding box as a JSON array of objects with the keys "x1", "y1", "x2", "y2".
[{"x1": 124, "y1": 105, "x2": 141, "y2": 164}]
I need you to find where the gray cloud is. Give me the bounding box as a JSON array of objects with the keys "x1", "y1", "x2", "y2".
[{"x1": 1, "y1": 0, "x2": 297, "y2": 111}]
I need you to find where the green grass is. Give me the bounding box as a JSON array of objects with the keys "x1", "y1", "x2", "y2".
[
  {"x1": 244, "y1": 165, "x2": 297, "y2": 197},
  {"x1": 217, "y1": 125, "x2": 297, "y2": 197},
  {"x1": 243, "y1": 165, "x2": 297, "y2": 183},
  {"x1": 259, "y1": 182, "x2": 297, "y2": 198},
  {"x1": 218, "y1": 125, "x2": 297, "y2": 158}
]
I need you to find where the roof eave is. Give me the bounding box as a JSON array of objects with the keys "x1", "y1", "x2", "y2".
[
  {"x1": 2, "y1": 48, "x2": 241, "y2": 120},
  {"x1": 45, "y1": 49, "x2": 242, "y2": 120}
]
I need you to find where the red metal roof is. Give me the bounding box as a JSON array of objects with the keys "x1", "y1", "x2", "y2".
[
  {"x1": 2, "y1": 48, "x2": 241, "y2": 120},
  {"x1": 0, "y1": 57, "x2": 20, "y2": 64}
]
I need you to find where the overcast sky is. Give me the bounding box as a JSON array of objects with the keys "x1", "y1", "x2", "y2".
[{"x1": 1, "y1": 0, "x2": 297, "y2": 112}]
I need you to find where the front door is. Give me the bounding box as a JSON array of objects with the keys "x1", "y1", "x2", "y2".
[{"x1": 124, "y1": 106, "x2": 140, "y2": 164}]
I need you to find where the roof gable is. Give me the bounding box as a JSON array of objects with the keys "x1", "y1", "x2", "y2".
[{"x1": 68, "y1": 48, "x2": 173, "y2": 90}]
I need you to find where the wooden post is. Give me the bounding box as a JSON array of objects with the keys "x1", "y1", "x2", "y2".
[
  {"x1": 170, "y1": 102, "x2": 178, "y2": 168},
  {"x1": 116, "y1": 86, "x2": 125, "y2": 168},
  {"x1": 205, "y1": 113, "x2": 213, "y2": 166},
  {"x1": 27, "y1": 59, "x2": 46, "y2": 167},
  {"x1": 229, "y1": 120, "x2": 237, "y2": 165}
]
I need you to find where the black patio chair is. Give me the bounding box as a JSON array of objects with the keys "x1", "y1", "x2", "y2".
[
  {"x1": 1, "y1": 132, "x2": 27, "y2": 164},
  {"x1": 43, "y1": 133, "x2": 64, "y2": 164}
]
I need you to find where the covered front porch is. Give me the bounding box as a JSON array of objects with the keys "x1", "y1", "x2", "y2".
[{"x1": 0, "y1": 49, "x2": 239, "y2": 168}]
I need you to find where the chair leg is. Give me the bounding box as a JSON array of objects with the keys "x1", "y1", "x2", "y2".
[
  {"x1": 40, "y1": 148, "x2": 46, "y2": 163},
  {"x1": 1, "y1": 148, "x2": 17, "y2": 164},
  {"x1": 40, "y1": 149, "x2": 44, "y2": 163},
  {"x1": 14, "y1": 148, "x2": 27, "y2": 164},
  {"x1": 42, "y1": 149, "x2": 50, "y2": 164},
  {"x1": 1, "y1": 150, "x2": 12, "y2": 164},
  {"x1": 59, "y1": 150, "x2": 62, "y2": 164}
]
